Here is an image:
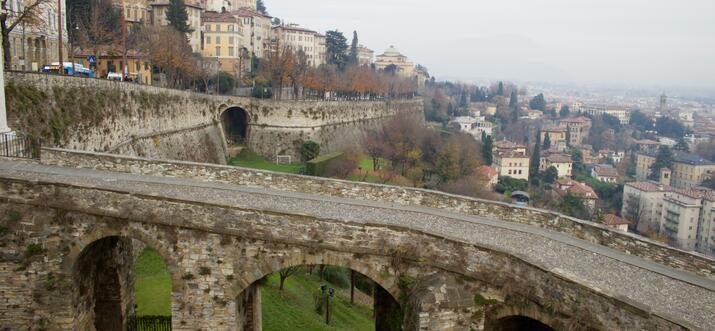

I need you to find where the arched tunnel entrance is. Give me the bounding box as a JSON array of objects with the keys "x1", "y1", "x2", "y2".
[
  {"x1": 73, "y1": 236, "x2": 173, "y2": 331},
  {"x1": 235, "y1": 265, "x2": 402, "y2": 331},
  {"x1": 221, "y1": 107, "x2": 249, "y2": 145}
]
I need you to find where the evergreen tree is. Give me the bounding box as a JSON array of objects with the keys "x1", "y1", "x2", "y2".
[
  {"x1": 559, "y1": 105, "x2": 570, "y2": 118},
  {"x1": 349, "y1": 31, "x2": 359, "y2": 65},
  {"x1": 256, "y1": 0, "x2": 268, "y2": 15},
  {"x1": 529, "y1": 93, "x2": 546, "y2": 111},
  {"x1": 509, "y1": 90, "x2": 518, "y2": 109},
  {"x1": 497, "y1": 82, "x2": 504, "y2": 96},
  {"x1": 674, "y1": 138, "x2": 690, "y2": 152},
  {"x1": 648, "y1": 146, "x2": 675, "y2": 181},
  {"x1": 571, "y1": 148, "x2": 586, "y2": 176},
  {"x1": 325, "y1": 30, "x2": 349, "y2": 69},
  {"x1": 166, "y1": 0, "x2": 193, "y2": 34},
  {"x1": 530, "y1": 131, "x2": 541, "y2": 181},
  {"x1": 542, "y1": 166, "x2": 559, "y2": 184},
  {"x1": 542, "y1": 134, "x2": 551, "y2": 150},
  {"x1": 482, "y1": 132, "x2": 493, "y2": 165},
  {"x1": 459, "y1": 91, "x2": 468, "y2": 109},
  {"x1": 447, "y1": 103, "x2": 454, "y2": 116}
]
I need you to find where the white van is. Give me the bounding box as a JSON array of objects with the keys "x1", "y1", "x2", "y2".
[{"x1": 107, "y1": 72, "x2": 123, "y2": 81}]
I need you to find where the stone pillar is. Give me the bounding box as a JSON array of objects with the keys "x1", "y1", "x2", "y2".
[
  {"x1": 235, "y1": 283, "x2": 262, "y2": 331},
  {"x1": 374, "y1": 286, "x2": 402, "y2": 331},
  {"x1": 0, "y1": 41, "x2": 12, "y2": 133}
]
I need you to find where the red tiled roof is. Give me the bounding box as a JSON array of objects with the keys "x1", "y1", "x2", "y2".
[
  {"x1": 542, "y1": 125, "x2": 567, "y2": 132},
  {"x1": 202, "y1": 11, "x2": 240, "y2": 22},
  {"x1": 560, "y1": 116, "x2": 591, "y2": 124},
  {"x1": 555, "y1": 179, "x2": 598, "y2": 199},
  {"x1": 477, "y1": 166, "x2": 497, "y2": 178},
  {"x1": 625, "y1": 181, "x2": 669, "y2": 192},
  {"x1": 593, "y1": 165, "x2": 619, "y2": 177},
  {"x1": 603, "y1": 214, "x2": 631, "y2": 226},
  {"x1": 547, "y1": 154, "x2": 572, "y2": 163}
]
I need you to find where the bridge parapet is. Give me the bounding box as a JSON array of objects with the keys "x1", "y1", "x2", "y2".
[{"x1": 41, "y1": 147, "x2": 715, "y2": 281}]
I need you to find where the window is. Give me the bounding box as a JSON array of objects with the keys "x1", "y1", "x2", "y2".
[
  {"x1": 215, "y1": 47, "x2": 221, "y2": 56},
  {"x1": 216, "y1": 36, "x2": 221, "y2": 43},
  {"x1": 508, "y1": 170, "x2": 512, "y2": 175},
  {"x1": 229, "y1": 36, "x2": 234, "y2": 44},
  {"x1": 216, "y1": 24, "x2": 221, "y2": 32},
  {"x1": 228, "y1": 47, "x2": 234, "y2": 56},
  {"x1": 518, "y1": 170, "x2": 522, "y2": 175},
  {"x1": 228, "y1": 24, "x2": 234, "y2": 32},
  {"x1": 206, "y1": 24, "x2": 211, "y2": 32},
  {"x1": 135, "y1": 62, "x2": 140, "y2": 71},
  {"x1": 206, "y1": 36, "x2": 211, "y2": 44}
]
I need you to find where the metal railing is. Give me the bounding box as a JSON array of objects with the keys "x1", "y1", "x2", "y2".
[
  {"x1": 0, "y1": 132, "x2": 40, "y2": 159},
  {"x1": 127, "y1": 315, "x2": 171, "y2": 331}
]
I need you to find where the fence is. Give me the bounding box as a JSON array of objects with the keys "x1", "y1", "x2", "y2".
[
  {"x1": 127, "y1": 316, "x2": 172, "y2": 331},
  {"x1": 0, "y1": 132, "x2": 40, "y2": 159}
]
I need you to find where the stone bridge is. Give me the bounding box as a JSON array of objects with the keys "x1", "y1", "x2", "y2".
[
  {"x1": 1, "y1": 148, "x2": 714, "y2": 331},
  {"x1": 4, "y1": 72, "x2": 422, "y2": 163}
]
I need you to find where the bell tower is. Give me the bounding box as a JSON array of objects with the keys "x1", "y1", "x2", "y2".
[{"x1": 237, "y1": 0, "x2": 257, "y2": 10}]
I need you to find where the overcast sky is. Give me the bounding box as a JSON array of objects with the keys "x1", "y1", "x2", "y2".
[{"x1": 266, "y1": 0, "x2": 715, "y2": 90}]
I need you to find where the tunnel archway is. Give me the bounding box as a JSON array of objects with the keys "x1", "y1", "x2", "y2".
[
  {"x1": 234, "y1": 265, "x2": 402, "y2": 331},
  {"x1": 490, "y1": 315, "x2": 556, "y2": 331},
  {"x1": 221, "y1": 107, "x2": 250, "y2": 145},
  {"x1": 72, "y1": 236, "x2": 174, "y2": 331}
]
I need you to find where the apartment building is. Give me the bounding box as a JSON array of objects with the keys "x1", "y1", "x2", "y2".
[
  {"x1": 635, "y1": 151, "x2": 715, "y2": 188},
  {"x1": 582, "y1": 104, "x2": 630, "y2": 125},
  {"x1": 539, "y1": 153, "x2": 573, "y2": 178},
  {"x1": 201, "y1": 11, "x2": 249, "y2": 78},
  {"x1": 150, "y1": 0, "x2": 204, "y2": 52},
  {"x1": 271, "y1": 25, "x2": 325, "y2": 66},
  {"x1": 235, "y1": 7, "x2": 272, "y2": 58},
  {"x1": 6, "y1": 0, "x2": 68, "y2": 71}
]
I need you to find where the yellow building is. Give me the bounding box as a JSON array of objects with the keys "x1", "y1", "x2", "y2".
[
  {"x1": 635, "y1": 151, "x2": 715, "y2": 188},
  {"x1": 71, "y1": 48, "x2": 153, "y2": 84},
  {"x1": 540, "y1": 125, "x2": 567, "y2": 150},
  {"x1": 492, "y1": 140, "x2": 530, "y2": 180},
  {"x1": 559, "y1": 116, "x2": 591, "y2": 146},
  {"x1": 201, "y1": 11, "x2": 249, "y2": 78},
  {"x1": 375, "y1": 46, "x2": 415, "y2": 77}
]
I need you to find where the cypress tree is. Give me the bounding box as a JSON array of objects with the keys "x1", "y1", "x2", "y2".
[
  {"x1": 349, "y1": 31, "x2": 359, "y2": 65},
  {"x1": 530, "y1": 131, "x2": 541, "y2": 181},
  {"x1": 166, "y1": 0, "x2": 193, "y2": 34},
  {"x1": 542, "y1": 134, "x2": 551, "y2": 150}
]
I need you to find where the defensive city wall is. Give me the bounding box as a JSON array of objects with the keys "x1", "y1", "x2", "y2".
[{"x1": 4, "y1": 72, "x2": 423, "y2": 163}]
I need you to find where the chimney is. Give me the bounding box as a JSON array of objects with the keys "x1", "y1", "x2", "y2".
[{"x1": 659, "y1": 167, "x2": 672, "y2": 187}]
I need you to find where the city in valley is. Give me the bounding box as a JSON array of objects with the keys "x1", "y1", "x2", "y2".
[{"x1": 0, "y1": 0, "x2": 714, "y2": 330}]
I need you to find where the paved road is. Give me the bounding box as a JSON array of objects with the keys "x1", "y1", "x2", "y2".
[{"x1": 1, "y1": 160, "x2": 714, "y2": 329}]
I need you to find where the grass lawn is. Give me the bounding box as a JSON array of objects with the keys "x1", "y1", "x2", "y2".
[
  {"x1": 262, "y1": 272, "x2": 375, "y2": 331},
  {"x1": 133, "y1": 248, "x2": 172, "y2": 316},
  {"x1": 228, "y1": 149, "x2": 304, "y2": 174}
]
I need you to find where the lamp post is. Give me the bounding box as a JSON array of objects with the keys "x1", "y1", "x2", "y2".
[{"x1": 320, "y1": 284, "x2": 335, "y2": 325}]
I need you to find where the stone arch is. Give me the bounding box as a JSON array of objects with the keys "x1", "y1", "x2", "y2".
[
  {"x1": 67, "y1": 227, "x2": 181, "y2": 330},
  {"x1": 484, "y1": 300, "x2": 560, "y2": 331},
  {"x1": 489, "y1": 315, "x2": 555, "y2": 331},
  {"x1": 219, "y1": 105, "x2": 251, "y2": 145}
]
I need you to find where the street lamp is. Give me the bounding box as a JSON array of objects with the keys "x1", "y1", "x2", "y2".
[{"x1": 320, "y1": 284, "x2": 335, "y2": 325}]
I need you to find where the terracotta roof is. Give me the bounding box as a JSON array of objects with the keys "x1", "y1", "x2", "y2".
[
  {"x1": 593, "y1": 165, "x2": 619, "y2": 177},
  {"x1": 555, "y1": 179, "x2": 598, "y2": 199},
  {"x1": 603, "y1": 214, "x2": 631, "y2": 226},
  {"x1": 560, "y1": 116, "x2": 591, "y2": 125},
  {"x1": 233, "y1": 7, "x2": 271, "y2": 18},
  {"x1": 546, "y1": 154, "x2": 572, "y2": 164},
  {"x1": 202, "y1": 11, "x2": 240, "y2": 23},
  {"x1": 477, "y1": 166, "x2": 498, "y2": 179},
  {"x1": 542, "y1": 125, "x2": 567, "y2": 132},
  {"x1": 273, "y1": 25, "x2": 317, "y2": 34},
  {"x1": 625, "y1": 181, "x2": 670, "y2": 192},
  {"x1": 494, "y1": 140, "x2": 525, "y2": 149},
  {"x1": 634, "y1": 139, "x2": 660, "y2": 145}
]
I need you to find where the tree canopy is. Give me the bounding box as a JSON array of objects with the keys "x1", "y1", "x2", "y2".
[
  {"x1": 655, "y1": 117, "x2": 687, "y2": 139},
  {"x1": 326, "y1": 30, "x2": 349, "y2": 69},
  {"x1": 529, "y1": 93, "x2": 546, "y2": 111},
  {"x1": 648, "y1": 146, "x2": 675, "y2": 181},
  {"x1": 166, "y1": 0, "x2": 193, "y2": 34},
  {"x1": 349, "y1": 31, "x2": 359, "y2": 65},
  {"x1": 256, "y1": 0, "x2": 268, "y2": 15}
]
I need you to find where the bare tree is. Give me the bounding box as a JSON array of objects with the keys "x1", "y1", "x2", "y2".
[
  {"x1": 74, "y1": 0, "x2": 120, "y2": 63},
  {"x1": 278, "y1": 266, "x2": 301, "y2": 291},
  {"x1": 135, "y1": 25, "x2": 194, "y2": 88},
  {"x1": 1, "y1": 0, "x2": 53, "y2": 68}
]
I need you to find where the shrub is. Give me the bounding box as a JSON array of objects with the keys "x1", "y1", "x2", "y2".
[
  {"x1": 322, "y1": 266, "x2": 350, "y2": 288},
  {"x1": 306, "y1": 152, "x2": 343, "y2": 176},
  {"x1": 300, "y1": 141, "x2": 321, "y2": 162}
]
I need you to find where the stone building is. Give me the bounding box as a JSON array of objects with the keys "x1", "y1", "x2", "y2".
[
  {"x1": 374, "y1": 45, "x2": 414, "y2": 77},
  {"x1": 357, "y1": 45, "x2": 374, "y2": 66},
  {"x1": 5, "y1": 0, "x2": 69, "y2": 71},
  {"x1": 540, "y1": 125, "x2": 568, "y2": 152},
  {"x1": 553, "y1": 178, "x2": 599, "y2": 211},
  {"x1": 591, "y1": 164, "x2": 619, "y2": 183},
  {"x1": 635, "y1": 150, "x2": 715, "y2": 188},
  {"x1": 602, "y1": 214, "x2": 631, "y2": 232},
  {"x1": 116, "y1": 0, "x2": 150, "y2": 26},
  {"x1": 201, "y1": 11, "x2": 249, "y2": 78},
  {"x1": 149, "y1": 0, "x2": 204, "y2": 52},
  {"x1": 492, "y1": 140, "x2": 529, "y2": 180},
  {"x1": 559, "y1": 116, "x2": 591, "y2": 146}
]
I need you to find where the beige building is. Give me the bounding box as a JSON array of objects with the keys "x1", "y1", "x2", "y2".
[
  {"x1": 235, "y1": 8, "x2": 272, "y2": 59},
  {"x1": 540, "y1": 153, "x2": 572, "y2": 178},
  {"x1": 622, "y1": 180, "x2": 715, "y2": 256},
  {"x1": 374, "y1": 45, "x2": 414, "y2": 77},
  {"x1": 201, "y1": 11, "x2": 249, "y2": 78},
  {"x1": 559, "y1": 116, "x2": 591, "y2": 146},
  {"x1": 635, "y1": 151, "x2": 715, "y2": 188},
  {"x1": 271, "y1": 25, "x2": 325, "y2": 67},
  {"x1": 591, "y1": 164, "x2": 619, "y2": 183},
  {"x1": 357, "y1": 45, "x2": 374, "y2": 66},
  {"x1": 553, "y1": 178, "x2": 598, "y2": 211},
  {"x1": 117, "y1": 0, "x2": 150, "y2": 25},
  {"x1": 492, "y1": 140, "x2": 529, "y2": 180},
  {"x1": 150, "y1": 0, "x2": 203, "y2": 52},
  {"x1": 602, "y1": 214, "x2": 631, "y2": 232},
  {"x1": 540, "y1": 125, "x2": 568, "y2": 152},
  {"x1": 6, "y1": 0, "x2": 69, "y2": 71},
  {"x1": 582, "y1": 104, "x2": 630, "y2": 125}
]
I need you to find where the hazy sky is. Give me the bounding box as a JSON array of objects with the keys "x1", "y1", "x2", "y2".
[{"x1": 266, "y1": 0, "x2": 715, "y2": 90}]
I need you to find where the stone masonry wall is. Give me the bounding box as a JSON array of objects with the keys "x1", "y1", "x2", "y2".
[
  {"x1": 0, "y1": 176, "x2": 699, "y2": 330},
  {"x1": 39, "y1": 148, "x2": 715, "y2": 281},
  {"x1": 5, "y1": 72, "x2": 423, "y2": 162}
]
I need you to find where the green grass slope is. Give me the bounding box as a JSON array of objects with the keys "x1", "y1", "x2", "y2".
[
  {"x1": 228, "y1": 149, "x2": 305, "y2": 174},
  {"x1": 133, "y1": 248, "x2": 172, "y2": 316},
  {"x1": 262, "y1": 272, "x2": 375, "y2": 331}
]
